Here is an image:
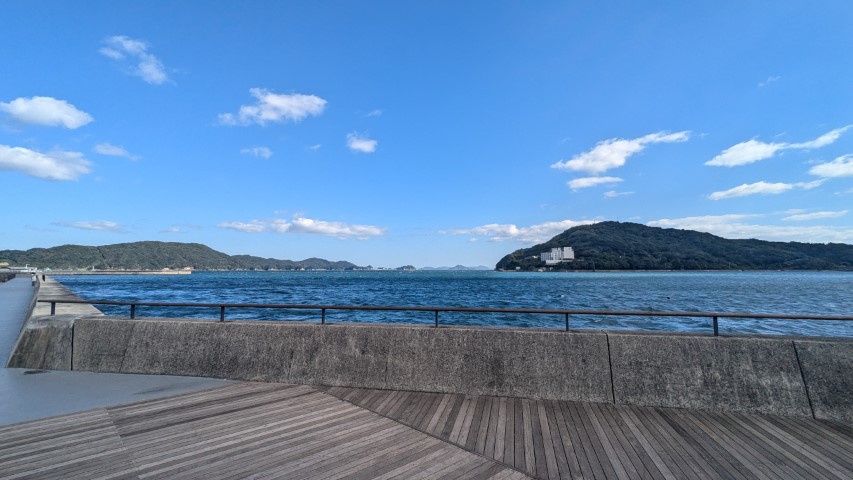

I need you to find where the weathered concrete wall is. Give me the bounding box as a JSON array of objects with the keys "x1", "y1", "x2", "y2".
[
  {"x1": 58, "y1": 315, "x2": 853, "y2": 422},
  {"x1": 795, "y1": 340, "x2": 853, "y2": 423},
  {"x1": 608, "y1": 333, "x2": 812, "y2": 417},
  {"x1": 72, "y1": 318, "x2": 614, "y2": 403},
  {"x1": 6, "y1": 316, "x2": 74, "y2": 370}
]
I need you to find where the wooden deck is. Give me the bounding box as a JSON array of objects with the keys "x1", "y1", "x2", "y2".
[
  {"x1": 323, "y1": 387, "x2": 853, "y2": 480},
  {"x1": 0, "y1": 383, "x2": 526, "y2": 479},
  {"x1": 1, "y1": 383, "x2": 851, "y2": 479}
]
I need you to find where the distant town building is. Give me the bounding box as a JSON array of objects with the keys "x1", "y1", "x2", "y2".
[{"x1": 541, "y1": 247, "x2": 575, "y2": 265}]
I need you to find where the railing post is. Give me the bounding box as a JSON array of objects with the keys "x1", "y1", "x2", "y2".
[
  {"x1": 50, "y1": 302, "x2": 56, "y2": 316},
  {"x1": 321, "y1": 308, "x2": 326, "y2": 325},
  {"x1": 220, "y1": 306, "x2": 225, "y2": 322},
  {"x1": 434, "y1": 310, "x2": 439, "y2": 328},
  {"x1": 565, "y1": 313, "x2": 570, "y2": 331},
  {"x1": 130, "y1": 304, "x2": 136, "y2": 319},
  {"x1": 713, "y1": 316, "x2": 719, "y2": 336}
]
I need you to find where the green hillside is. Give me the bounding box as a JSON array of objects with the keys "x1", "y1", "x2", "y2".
[
  {"x1": 496, "y1": 222, "x2": 853, "y2": 271},
  {"x1": 0, "y1": 241, "x2": 359, "y2": 270}
]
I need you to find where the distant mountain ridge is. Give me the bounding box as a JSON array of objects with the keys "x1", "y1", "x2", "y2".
[
  {"x1": 419, "y1": 265, "x2": 492, "y2": 271},
  {"x1": 0, "y1": 241, "x2": 359, "y2": 271},
  {"x1": 496, "y1": 222, "x2": 853, "y2": 271}
]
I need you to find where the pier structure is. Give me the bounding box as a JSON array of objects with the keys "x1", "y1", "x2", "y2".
[{"x1": 0, "y1": 276, "x2": 850, "y2": 479}]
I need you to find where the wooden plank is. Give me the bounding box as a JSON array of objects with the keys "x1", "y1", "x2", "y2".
[
  {"x1": 521, "y1": 399, "x2": 536, "y2": 475},
  {"x1": 466, "y1": 396, "x2": 488, "y2": 451},
  {"x1": 535, "y1": 400, "x2": 560, "y2": 480},
  {"x1": 475, "y1": 397, "x2": 494, "y2": 455},
  {"x1": 566, "y1": 400, "x2": 619, "y2": 480},
  {"x1": 558, "y1": 400, "x2": 599, "y2": 480},
  {"x1": 513, "y1": 397, "x2": 525, "y2": 471},
  {"x1": 633, "y1": 406, "x2": 706, "y2": 480},
  {"x1": 546, "y1": 399, "x2": 584, "y2": 480},
  {"x1": 425, "y1": 394, "x2": 452, "y2": 434},
  {"x1": 449, "y1": 395, "x2": 474, "y2": 444},
  {"x1": 597, "y1": 403, "x2": 661, "y2": 480},
  {"x1": 494, "y1": 397, "x2": 507, "y2": 464},
  {"x1": 439, "y1": 394, "x2": 465, "y2": 439}
]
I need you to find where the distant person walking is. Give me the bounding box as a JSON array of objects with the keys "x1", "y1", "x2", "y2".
[
  {"x1": 42, "y1": 274, "x2": 45, "y2": 281},
  {"x1": 31, "y1": 273, "x2": 37, "y2": 286}
]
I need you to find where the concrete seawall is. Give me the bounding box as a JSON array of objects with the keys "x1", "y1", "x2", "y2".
[{"x1": 67, "y1": 316, "x2": 852, "y2": 423}]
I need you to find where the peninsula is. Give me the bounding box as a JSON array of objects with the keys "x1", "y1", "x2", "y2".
[
  {"x1": 0, "y1": 241, "x2": 360, "y2": 271},
  {"x1": 496, "y1": 221, "x2": 853, "y2": 271}
]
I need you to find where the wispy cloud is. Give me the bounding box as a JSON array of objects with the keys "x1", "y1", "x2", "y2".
[
  {"x1": 0, "y1": 96, "x2": 93, "y2": 129},
  {"x1": 366, "y1": 109, "x2": 383, "y2": 117},
  {"x1": 568, "y1": 176, "x2": 622, "y2": 191},
  {"x1": 551, "y1": 131, "x2": 689, "y2": 175},
  {"x1": 782, "y1": 210, "x2": 848, "y2": 221},
  {"x1": 346, "y1": 133, "x2": 377, "y2": 153},
  {"x1": 809, "y1": 154, "x2": 853, "y2": 178},
  {"x1": 0, "y1": 145, "x2": 91, "y2": 180},
  {"x1": 442, "y1": 219, "x2": 595, "y2": 243},
  {"x1": 217, "y1": 221, "x2": 266, "y2": 233},
  {"x1": 240, "y1": 146, "x2": 273, "y2": 159},
  {"x1": 307, "y1": 144, "x2": 322, "y2": 151},
  {"x1": 52, "y1": 220, "x2": 126, "y2": 232},
  {"x1": 708, "y1": 180, "x2": 824, "y2": 200},
  {"x1": 706, "y1": 126, "x2": 851, "y2": 167},
  {"x1": 218, "y1": 215, "x2": 385, "y2": 239},
  {"x1": 100, "y1": 35, "x2": 169, "y2": 85},
  {"x1": 758, "y1": 75, "x2": 781, "y2": 88},
  {"x1": 648, "y1": 214, "x2": 853, "y2": 243},
  {"x1": 604, "y1": 190, "x2": 634, "y2": 198},
  {"x1": 218, "y1": 88, "x2": 326, "y2": 126},
  {"x1": 94, "y1": 143, "x2": 139, "y2": 160}
]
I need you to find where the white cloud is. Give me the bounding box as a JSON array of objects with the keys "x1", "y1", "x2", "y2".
[
  {"x1": 347, "y1": 133, "x2": 378, "y2": 153},
  {"x1": 604, "y1": 190, "x2": 634, "y2": 198},
  {"x1": 706, "y1": 126, "x2": 851, "y2": 167},
  {"x1": 218, "y1": 88, "x2": 326, "y2": 126},
  {"x1": 52, "y1": 220, "x2": 125, "y2": 232},
  {"x1": 0, "y1": 145, "x2": 91, "y2": 181},
  {"x1": 100, "y1": 35, "x2": 168, "y2": 85},
  {"x1": 307, "y1": 144, "x2": 322, "y2": 151},
  {"x1": 809, "y1": 154, "x2": 853, "y2": 178},
  {"x1": 568, "y1": 176, "x2": 622, "y2": 191},
  {"x1": 648, "y1": 214, "x2": 853, "y2": 243},
  {"x1": 0, "y1": 96, "x2": 93, "y2": 129},
  {"x1": 288, "y1": 217, "x2": 385, "y2": 238},
  {"x1": 240, "y1": 146, "x2": 273, "y2": 159},
  {"x1": 367, "y1": 109, "x2": 383, "y2": 117},
  {"x1": 758, "y1": 75, "x2": 781, "y2": 87},
  {"x1": 551, "y1": 130, "x2": 689, "y2": 174},
  {"x1": 94, "y1": 143, "x2": 139, "y2": 160},
  {"x1": 709, "y1": 180, "x2": 824, "y2": 200},
  {"x1": 218, "y1": 215, "x2": 385, "y2": 239},
  {"x1": 442, "y1": 219, "x2": 595, "y2": 243},
  {"x1": 783, "y1": 210, "x2": 848, "y2": 221},
  {"x1": 218, "y1": 221, "x2": 267, "y2": 233}
]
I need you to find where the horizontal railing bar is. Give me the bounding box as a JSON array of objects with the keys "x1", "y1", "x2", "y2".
[{"x1": 37, "y1": 298, "x2": 853, "y2": 321}]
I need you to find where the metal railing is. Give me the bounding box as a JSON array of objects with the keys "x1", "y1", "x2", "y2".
[{"x1": 38, "y1": 298, "x2": 853, "y2": 336}]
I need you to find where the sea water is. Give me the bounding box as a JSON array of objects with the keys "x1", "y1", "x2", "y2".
[{"x1": 54, "y1": 270, "x2": 853, "y2": 337}]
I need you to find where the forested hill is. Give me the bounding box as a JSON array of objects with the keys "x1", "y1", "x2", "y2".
[
  {"x1": 0, "y1": 241, "x2": 359, "y2": 270},
  {"x1": 496, "y1": 222, "x2": 853, "y2": 271}
]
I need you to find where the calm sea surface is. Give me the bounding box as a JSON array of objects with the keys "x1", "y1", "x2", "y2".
[{"x1": 55, "y1": 270, "x2": 853, "y2": 337}]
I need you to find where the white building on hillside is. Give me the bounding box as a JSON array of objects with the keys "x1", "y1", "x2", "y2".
[{"x1": 541, "y1": 247, "x2": 575, "y2": 265}]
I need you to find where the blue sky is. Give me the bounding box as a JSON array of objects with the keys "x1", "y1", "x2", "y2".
[{"x1": 1, "y1": 1, "x2": 852, "y2": 268}]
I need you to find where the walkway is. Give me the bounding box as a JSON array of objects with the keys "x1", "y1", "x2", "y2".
[
  {"x1": 2, "y1": 383, "x2": 852, "y2": 479},
  {"x1": 324, "y1": 387, "x2": 853, "y2": 480},
  {"x1": 0, "y1": 383, "x2": 526, "y2": 479},
  {"x1": 0, "y1": 277, "x2": 35, "y2": 365}
]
